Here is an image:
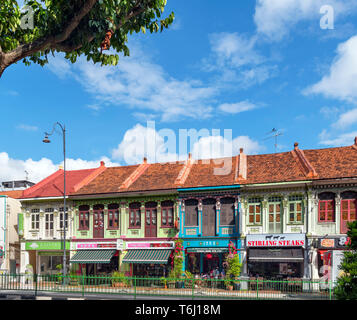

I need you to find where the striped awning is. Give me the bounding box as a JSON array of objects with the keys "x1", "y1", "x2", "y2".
[
  {"x1": 122, "y1": 249, "x2": 172, "y2": 264},
  {"x1": 70, "y1": 250, "x2": 116, "y2": 264}
]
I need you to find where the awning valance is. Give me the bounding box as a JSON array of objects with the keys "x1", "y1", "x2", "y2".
[
  {"x1": 122, "y1": 249, "x2": 172, "y2": 264},
  {"x1": 248, "y1": 248, "x2": 304, "y2": 263},
  {"x1": 70, "y1": 250, "x2": 116, "y2": 264}
]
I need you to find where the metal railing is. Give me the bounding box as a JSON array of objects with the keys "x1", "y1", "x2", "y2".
[{"x1": 0, "y1": 274, "x2": 335, "y2": 300}]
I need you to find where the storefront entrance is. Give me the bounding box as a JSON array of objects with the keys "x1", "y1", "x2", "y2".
[
  {"x1": 186, "y1": 252, "x2": 227, "y2": 276},
  {"x1": 248, "y1": 261, "x2": 303, "y2": 279}
]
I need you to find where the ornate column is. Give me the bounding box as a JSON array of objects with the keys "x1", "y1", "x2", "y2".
[
  {"x1": 335, "y1": 191, "x2": 341, "y2": 234},
  {"x1": 282, "y1": 196, "x2": 288, "y2": 233},
  {"x1": 198, "y1": 199, "x2": 202, "y2": 236},
  {"x1": 216, "y1": 198, "x2": 220, "y2": 236},
  {"x1": 262, "y1": 198, "x2": 268, "y2": 234}
]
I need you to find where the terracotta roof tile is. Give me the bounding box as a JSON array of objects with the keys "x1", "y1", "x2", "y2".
[
  {"x1": 303, "y1": 146, "x2": 357, "y2": 180},
  {"x1": 65, "y1": 140, "x2": 357, "y2": 196},
  {"x1": 22, "y1": 167, "x2": 101, "y2": 199},
  {"x1": 0, "y1": 190, "x2": 24, "y2": 199},
  {"x1": 74, "y1": 165, "x2": 140, "y2": 195}
]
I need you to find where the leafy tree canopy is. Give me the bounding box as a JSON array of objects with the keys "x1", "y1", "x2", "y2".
[
  {"x1": 334, "y1": 220, "x2": 357, "y2": 300},
  {"x1": 0, "y1": 0, "x2": 174, "y2": 77}
]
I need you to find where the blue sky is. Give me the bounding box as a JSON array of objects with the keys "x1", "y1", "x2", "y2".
[{"x1": 1, "y1": 0, "x2": 357, "y2": 183}]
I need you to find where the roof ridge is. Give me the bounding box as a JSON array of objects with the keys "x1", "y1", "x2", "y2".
[
  {"x1": 73, "y1": 162, "x2": 107, "y2": 193},
  {"x1": 175, "y1": 154, "x2": 193, "y2": 186},
  {"x1": 119, "y1": 159, "x2": 150, "y2": 190},
  {"x1": 23, "y1": 169, "x2": 63, "y2": 197},
  {"x1": 291, "y1": 143, "x2": 318, "y2": 179}
]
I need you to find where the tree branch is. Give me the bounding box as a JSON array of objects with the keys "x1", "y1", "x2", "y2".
[{"x1": 0, "y1": 0, "x2": 98, "y2": 76}]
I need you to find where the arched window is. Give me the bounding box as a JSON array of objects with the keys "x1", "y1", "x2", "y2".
[
  {"x1": 341, "y1": 191, "x2": 357, "y2": 233},
  {"x1": 318, "y1": 192, "x2": 335, "y2": 222},
  {"x1": 78, "y1": 205, "x2": 90, "y2": 230},
  {"x1": 161, "y1": 200, "x2": 174, "y2": 227},
  {"x1": 185, "y1": 199, "x2": 198, "y2": 227},
  {"x1": 220, "y1": 197, "x2": 235, "y2": 226},
  {"x1": 248, "y1": 197, "x2": 262, "y2": 225},
  {"x1": 108, "y1": 203, "x2": 119, "y2": 229},
  {"x1": 129, "y1": 202, "x2": 141, "y2": 228}
]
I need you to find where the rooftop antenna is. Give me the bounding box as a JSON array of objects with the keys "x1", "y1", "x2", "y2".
[
  {"x1": 25, "y1": 170, "x2": 29, "y2": 181},
  {"x1": 264, "y1": 128, "x2": 284, "y2": 153}
]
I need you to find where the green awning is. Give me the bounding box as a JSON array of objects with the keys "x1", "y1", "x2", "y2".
[
  {"x1": 122, "y1": 249, "x2": 172, "y2": 264},
  {"x1": 70, "y1": 250, "x2": 116, "y2": 264}
]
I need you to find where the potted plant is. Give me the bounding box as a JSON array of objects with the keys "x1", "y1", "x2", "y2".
[
  {"x1": 167, "y1": 270, "x2": 176, "y2": 288},
  {"x1": 184, "y1": 271, "x2": 194, "y2": 288},
  {"x1": 111, "y1": 270, "x2": 121, "y2": 287},
  {"x1": 55, "y1": 264, "x2": 63, "y2": 284},
  {"x1": 160, "y1": 277, "x2": 167, "y2": 289}
]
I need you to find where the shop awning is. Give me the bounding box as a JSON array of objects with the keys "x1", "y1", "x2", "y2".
[
  {"x1": 70, "y1": 250, "x2": 116, "y2": 264},
  {"x1": 122, "y1": 249, "x2": 172, "y2": 264},
  {"x1": 248, "y1": 248, "x2": 304, "y2": 263}
]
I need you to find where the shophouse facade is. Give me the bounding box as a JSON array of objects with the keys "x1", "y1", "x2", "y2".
[
  {"x1": 69, "y1": 159, "x2": 185, "y2": 277},
  {"x1": 238, "y1": 140, "x2": 357, "y2": 287},
  {"x1": 177, "y1": 151, "x2": 246, "y2": 275},
  {"x1": 18, "y1": 163, "x2": 106, "y2": 275},
  {"x1": 0, "y1": 191, "x2": 23, "y2": 274}
]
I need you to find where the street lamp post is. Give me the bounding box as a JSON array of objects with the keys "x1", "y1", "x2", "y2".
[{"x1": 43, "y1": 122, "x2": 67, "y2": 283}]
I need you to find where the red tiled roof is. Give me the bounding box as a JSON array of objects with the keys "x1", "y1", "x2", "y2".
[
  {"x1": 182, "y1": 156, "x2": 238, "y2": 188},
  {"x1": 0, "y1": 190, "x2": 24, "y2": 199},
  {"x1": 74, "y1": 165, "x2": 140, "y2": 195},
  {"x1": 22, "y1": 165, "x2": 106, "y2": 199},
  {"x1": 55, "y1": 139, "x2": 357, "y2": 196},
  {"x1": 303, "y1": 146, "x2": 357, "y2": 180}
]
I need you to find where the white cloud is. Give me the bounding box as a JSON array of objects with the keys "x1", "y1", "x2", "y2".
[
  {"x1": 333, "y1": 108, "x2": 357, "y2": 129},
  {"x1": 305, "y1": 35, "x2": 357, "y2": 103},
  {"x1": 320, "y1": 106, "x2": 340, "y2": 118},
  {"x1": 209, "y1": 33, "x2": 264, "y2": 68},
  {"x1": 47, "y1": 45, "x2": 217, "y2": 122},
  {"x1": 111, "y1": 123, "x2": 263, "y2": 165},
  {"x1": 218, "y1": 101, "x2": 258, "y2": 114},
  {"x1": 204, "y1": 32, "x2": 276, "y2": 88},
  {"x1": 0, "y1": 152, "x2": 119, "y2": 184},
  {"x1": 16, "y1": 124, "x2": 38, "y2": 131},
  {"x1": 192, "y1": 135, "x2": 262, "y2": 160},
  {"x1": 111, "y1": 123, "x2": 179, "y2": 165},
  {"x1": 318, "y1": 129, "x2": 357, "y2": 146},
  {"x1": 254, "y1": 0, "x2": 357, "y2": 41}
]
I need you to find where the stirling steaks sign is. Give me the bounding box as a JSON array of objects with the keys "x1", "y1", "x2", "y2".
[{"x1": 246, "y1": 234, "x2": 306, "y2": 248}]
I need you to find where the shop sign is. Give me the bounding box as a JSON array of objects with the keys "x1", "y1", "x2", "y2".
[
  {"x1": 75, "y1": 241, "x2": 119, "y2": 250},
  {"x1": 187, "y1": 248, "x2": 228, "y2": 253},
  {"x1": 185, "y1": 239, "x2": 237, "y2": 249},
  {"x1": 126, "y1": 241, "x2": 175, "y2": 249},
  {"x1": 318, "y1": 236, "x2": 350, "y2": 249},
  {"x1": 25, "y1": 241, "x2": 70, "y2": 251},
  {"x1": 246, "y1": 234, "x2": 306, "y2": 248}
]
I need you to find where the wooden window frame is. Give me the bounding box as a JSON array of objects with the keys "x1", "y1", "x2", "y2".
[
  {"x1": 59, "y1": 212, "x2": 68, "y2": 229},
  {"x1": 78, "y1": 210, "x2": 89, "y2": 230},
  {"x1": 288, "y1": 201, "x2": 304, "y2": 224},
  {"x1": 341, "y1": 199, "x2": 357, "y2": 223},
  {"x1": 129, "y1": 208, "x2": 141, "y2": 229},
  {"x1": 318, "y1": 200, "x2": 335, "y2": 222},
  {"x1": 31, "y1": 213, "x2": 40, "y2": 230},
  {"x1": 247, "y1": 202, "x2": 262, "y2": 226},
  {"x1": 108, "y1": 209, "x2": 119, "y2": 230},
  {"x1": 184, "y1": 200, "x2": 198, "y2": 227},
  {"x1": 161, "y1": 205, "x2": 174, "y2": 228},
  {"x1": 220, "y1": 197, "x2": 235, "y2": 227}
]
